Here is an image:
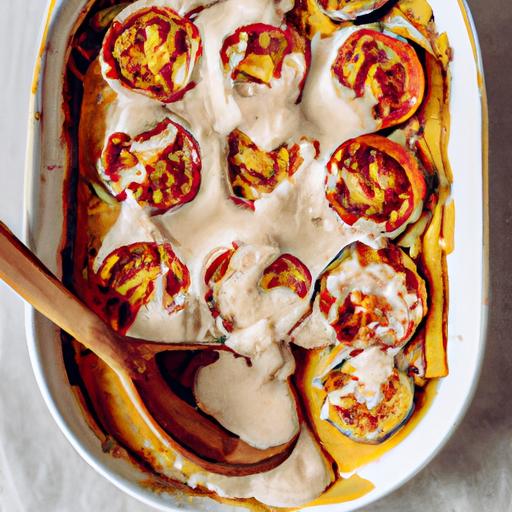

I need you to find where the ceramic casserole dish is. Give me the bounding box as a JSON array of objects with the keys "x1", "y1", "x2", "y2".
[{"x1": 24, "y1": 0, "x2": 488, "y2": 510}]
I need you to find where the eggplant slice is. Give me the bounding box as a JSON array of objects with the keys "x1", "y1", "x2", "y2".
[{"x1": 318, "y1": 347, "x2": 415, "y2": 444}]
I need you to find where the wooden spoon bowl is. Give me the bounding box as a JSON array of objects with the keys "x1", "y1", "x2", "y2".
[{"x1": 0, "y1": 222, "x2": 298, "y2": 476}]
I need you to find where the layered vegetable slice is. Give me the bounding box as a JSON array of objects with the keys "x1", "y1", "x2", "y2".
[
  {"x1": 332, "y1": 29, "x2": 425, "y2": 129},
  {"x1": 204, "y1": 246, "x2": 237, "y2": 332},
  {"x1": 320, "y1": 346, "x2": 415, "y2": 444},
  {"x1": 90, "y1": 242, "x2": 190, "y2": 334},
  {"x1": 227, "y1": 129, "x2": 303, "y2": 208},
  {"x1": 259, "y1": 254, "x2": 312, "y2": 299},
  {"x1": 325, "y1": 134, "x2": 426, "y2": 234},
  {"x1": 318, "y1": 242, "x2": 427, "y2": 351},
  {"x1": 100, "y1": 118, "x2": 201, "y2": 214},
  {"x1": 221, "y1": 23, "x2": 296, "y2": 87},
  {"x1": 318, "y1": 0, "x2": 392, "y2": 21},
  {"x1": 204, "y1": 245, "x2": 311, "y2": 333},
  {"x1": 101, "y1": 6, "x2": 202, "y2": 102}
]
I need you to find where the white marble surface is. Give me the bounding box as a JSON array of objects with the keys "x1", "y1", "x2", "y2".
[{"x1": 0, "y1": 1, "x2": 510, "y2": 511}]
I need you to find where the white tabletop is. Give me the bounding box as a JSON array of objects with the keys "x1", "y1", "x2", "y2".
[{"x1": 0, "y1": 2, "x2": 509, "y2": 511}]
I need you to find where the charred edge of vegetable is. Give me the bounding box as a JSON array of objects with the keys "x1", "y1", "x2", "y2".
[{"x1": 285, "y1": 0, "x2": 398, "y2": 38}]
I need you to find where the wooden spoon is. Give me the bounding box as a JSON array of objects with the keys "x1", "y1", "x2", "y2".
[{"x1": 0, "y1": 222, "x2": 298, "y2": 476}]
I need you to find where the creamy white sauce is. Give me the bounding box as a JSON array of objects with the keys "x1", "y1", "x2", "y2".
[
  {"x1": 91, "y1": 0, "x2": 419, "y2": 505},
  {"x1": 292, "y1": 295, "x2": 337, "y2": 349},
  {"x1": 226, "y1": 320, "x2": 296, "y2": 380},
  {"x1": 232, "y1": 52, "x2": 307, "y2": 150},
  {"x1": 213, "y1": 244, "x2": 310, "y2": 339},
  {"x1": 301, "y1": 25, "x2": 379, "y2": 157},
  {"x1": 187, "y1": 428, "x2": 333, "y2": 507},
  {"x1": 326, "y1": 346, "x2": 395, "y2": 410},
  {"x1": 194, "y1": 350, "x2": 299, "y2": 449},
  {"x1": 94, "y1": 195, "x2": 215, "y2": 342},
  {"x1": 93, "y1": 194, "x2": 163, "y2": 272},
  {"x1": 324, "y1": 256, "x2": 423, "y2": 351}
]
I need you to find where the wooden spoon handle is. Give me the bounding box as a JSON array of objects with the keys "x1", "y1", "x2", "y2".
[{"x1": 0, "y1": 221, "x2": 129, "y2": 374}]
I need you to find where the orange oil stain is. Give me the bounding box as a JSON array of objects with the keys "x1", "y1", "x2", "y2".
[
  {"x1": 299, "y1": 348, "x2": 439, "y2": 474},
  {"x1": 31, "y1": 0, "x2": 57, "y2": 95}
]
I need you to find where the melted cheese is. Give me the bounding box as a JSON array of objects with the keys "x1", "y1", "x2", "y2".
[
  {"x1": 325, "y1": 346, "x2": 395, "y2": 411},
  {"x1": 213, "y1": 244, "x2": 310, "y2": 339}
]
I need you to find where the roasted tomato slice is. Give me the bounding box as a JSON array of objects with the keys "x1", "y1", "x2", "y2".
[
  {"x1": 204, "y1": 245, "x2": 310, "y2": 332},
  {"x1": 326, "y1": 134, "x2": 426, "y2": 233},
  {"x1": 204, "y1": 246, "x2": 237, "y2": 332},
  {"x1": 321, "y1": 348, "x2": 415, "y2": 444},
  {"x1": 101, "y1": 118, "x2": 201, "y2": 214},
  {"x1": 259, "y1": 254, "x2": 312, "y2": 299},
  {"x1": 101, "y1": 6, "x2": 202, "y2": 102},
  {"x1": 319, "y1": 242, "x2": 427, "y2": 351},
  {"x1": 227, "y1": 129, "x2": 303, "y2": 208},
  {"x1": 93, "y1": 242, "x2": 190, "y2": 334},
  {"x1": 318, "y1": 0, "x2": 391, "y2": 20},
  {"x1": 163, "y1": 247, "x2": 191, "y2": 314},
  {"x1": 221, "y1": 23, "x2": 294, "y2": 86},
  {"x1": 332, "y1": 29, "x2": 425, "y2": 129}
]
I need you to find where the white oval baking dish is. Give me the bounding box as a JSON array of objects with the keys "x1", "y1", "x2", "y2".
[{"x1": 24, "y1": 1, "x2": 488, "y2": 510}]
